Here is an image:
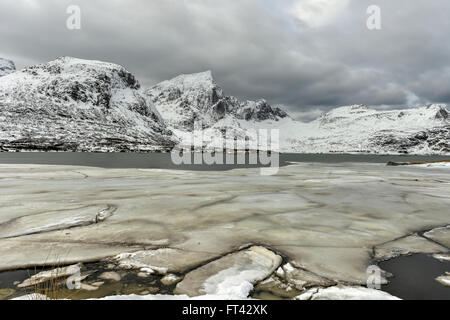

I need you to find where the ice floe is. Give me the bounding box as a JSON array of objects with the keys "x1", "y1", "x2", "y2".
[
  {"x1": 275, "y1": 263, "x2": 334, "y2": 290},
  {"x1": 114, "y1": 248, "x2": 217, "y2": 274},
  {"x1": 374, "y1": 234, "x2": 448, "y2": 261},
  {"x1": 12, "y1": 293, "x2": 50, "y2": 300},
  {"x1": 295, "y1": 286, "x2": 401, "y2": 300},
  {"x1": 98, "y1": 271, "x2": 121, "y2": 282},
  {"x1": 424, "y1": 225, "x2": 450, "y2": 248},
  {"x1": 175, "y1": 246, "x2": 282, "y2": 298},
  {"x1": 0, "y1": 205, "x2": 116, "y2": 239},
  {"x1": 17, "y1": 264, "x2": 81, "y2": 288},
  {"x1": 433, "y1": 253, "x2": 450, "y2": 262},
  {"x1": 161, "y1": 274, "x2": 183, "y2": 286}
]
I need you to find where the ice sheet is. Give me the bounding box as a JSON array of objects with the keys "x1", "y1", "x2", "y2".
[{"x1": 0, "y1": 162, "x2": 449, "y2": 286}]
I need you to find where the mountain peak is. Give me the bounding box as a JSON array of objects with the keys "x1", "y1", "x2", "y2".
[
  {"x1": 156, "y1": 70, "x2": 216, "y2": 93},
  {"x1": 426, "y1": 104, "x2": 448, "y2": 120},
  {"x1": 21, "y1": 56, "x2": 141, "y2": 90},
  {"x1": 147, "y1": 70, "x2": 290, "y2": 130}
]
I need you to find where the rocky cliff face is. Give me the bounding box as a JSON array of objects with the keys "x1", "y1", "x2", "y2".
[
  {"x1": 0, "y1": 57, "x2": 175, "y2": 152},
  {"x1": 145, "y1": 71, "x2": 289, "y2": 131},
  {"x1": 0, "y1": 58, "x2": 15, "y2": 77}
]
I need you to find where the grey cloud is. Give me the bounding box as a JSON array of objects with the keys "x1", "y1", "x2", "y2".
[{"x1": 0, "y1": 0, "x2": 449, "y2": 117}]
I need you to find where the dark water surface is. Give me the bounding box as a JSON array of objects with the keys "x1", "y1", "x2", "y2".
[{"x1": 0, "y1": 152, "x2": 449, "y2": 170}]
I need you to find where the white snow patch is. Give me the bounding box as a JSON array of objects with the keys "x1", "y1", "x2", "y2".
[
  {"x1": 295, "y1": 286, "x2": 400, "y2": 300},
  {"x1": 436, "y1": 273, "x2": 450, "y2": 287}
]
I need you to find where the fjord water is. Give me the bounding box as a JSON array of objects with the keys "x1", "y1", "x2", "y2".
[
  {"x1": 0, "y1": 152, "x2": 449, "y2": 169},
  {"x1": 380, "y1": 254, "x2": 450, "y2": 300}
]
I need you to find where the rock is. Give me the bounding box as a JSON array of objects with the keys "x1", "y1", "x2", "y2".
[
  {"x1": 0, "y1": 288, "x2": 15, "y2": 299},
  {"x1": 295, "y1": 285, "x2": 400, "y2": 300},
  {"x1": 374, "y1": 234, "x2": 448, "y2": 261},
  {"x1": 99, "y1": 271, "x2": 121, "y2": 282},
  {"x1": 161, "y1": 274, "x2": 182, "y2": 286},
  {"x1": 175, "y1": 246, "x2": 282, "y2": 298}
]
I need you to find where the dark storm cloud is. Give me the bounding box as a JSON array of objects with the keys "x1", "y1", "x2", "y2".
[{"x1": 0, "y1": 0, "x2": 449, "y2": 118}]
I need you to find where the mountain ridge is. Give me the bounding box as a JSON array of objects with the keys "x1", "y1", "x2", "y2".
[
  {"x1": 0, "y1": 57, "x2": 448, "y2": 155},
  {"x1": 0, "y1": 57, "x2": 175, "y2": 152},
  {"x1": 145, "y1": 70, "x2": 289, "y2": 131}
]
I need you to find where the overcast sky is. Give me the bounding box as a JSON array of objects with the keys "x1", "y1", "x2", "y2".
[{"x1": 1, "y1": 0, "x2": 449, "y2": 120}]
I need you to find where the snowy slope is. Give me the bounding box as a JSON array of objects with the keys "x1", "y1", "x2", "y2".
[
  {"x1": 0, "y1": 58, "x2": 15, "y2": 77},
  {"x1": 0, "y1": 57, "x2": 175, "y2": 152},
  {"x1": 268, "y1": 104, "x2": 450, "y2": 154}
]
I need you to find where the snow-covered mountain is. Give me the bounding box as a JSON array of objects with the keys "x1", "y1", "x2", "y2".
[
  {"x1": 167, "y1": 103, "x2": 449, "y2": 154},
  {"x1": 267, "y1": 104, "x2": 450, "y2": 154},
  {"x1": 0, "y1": 57, "x2": 175, "y2": 152},
  {"x1": 145, "y1": 71, "x2": 288, "y2": 131},
  {"x1": 0, "y1": 57, "x2": 448, "y2": 155},
  {"x1": 0, "y1": 58, "x2": 15, "y2": 77}
]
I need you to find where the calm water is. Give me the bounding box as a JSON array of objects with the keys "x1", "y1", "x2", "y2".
[
  {"x1": 380, "y1": 254, "x2": 450, "y2": 300},
  {"x1": 0, "y1": 152, "x2": 449, "y2": 170}
]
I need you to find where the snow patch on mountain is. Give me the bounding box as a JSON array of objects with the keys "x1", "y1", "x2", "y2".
[
  {"x1": 0, "y1": 57, "x2": 175, "y2": 152},
  {"x1": 0, "y1": 58, "x2": 15, "y2": 77}
]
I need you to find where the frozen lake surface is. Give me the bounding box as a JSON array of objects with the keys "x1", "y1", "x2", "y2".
[{"x1": 0, "y1": 155, "x2": 449, "y2": 299}]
